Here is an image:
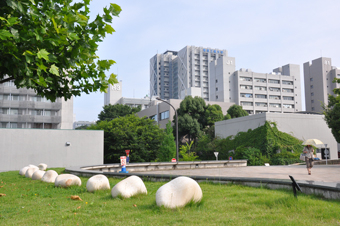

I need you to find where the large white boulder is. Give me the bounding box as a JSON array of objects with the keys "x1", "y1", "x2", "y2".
[
  {"x1": 32, "y1": 170, "x2": 46, "y2": 180},
  {"x1": 156, "y1": 176, "x2": 203, "y2": 208},
  {"x1": 25, "y1": 166, "x2": 39, "y2": 178},
  {"x1": 41, "y1": 170, "x2": 58, "y2": 183},
  {"x1": 55, "y1": 174, "x2": 81, "y2": 187},
  {"x1": 38, "y1": 163, "x2": 48, "y2": 171},
  {"x1": 86, "y1": 175, "x2": 110, "y2": 192},
  {"x1": 111, "y1": 175, "x2": 147, "y2": 198}
]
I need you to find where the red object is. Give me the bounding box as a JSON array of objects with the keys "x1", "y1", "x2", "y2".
[
  {"x1": 171, "y1": 158, "x2": 176, "y2": 162},
  {"x1": 120, "y1": 156, "x2": 127, "y2": 166},
  {"x1": 125, "y1": 150, "x2": 130, "y2": 155}
]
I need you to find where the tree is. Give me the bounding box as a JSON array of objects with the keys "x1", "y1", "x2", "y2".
[
  {"x1": 177, "y1": 113, "x2": 201, "y2": 144},
  {"x1": 157, "y1": 121, "x2": 176, "y2": 162},
  {"x1": 227, "y1": 104, "x2": 249, "y2": 118},
  {"x1": 323, "y1": 78, "x2": 340, "y2": 143},
  {"x1": 88, "y1": 114, "x2": 164, "y2": 163},
  {"x1": 0, "y1": 0, "x2": 121, "y2": 101},
  {"x1": 205, "y1": 104, "x2": 224, "y2": 127},
  {"x1": 98, "y1": 104, "x2": 141, "y2": 121}
]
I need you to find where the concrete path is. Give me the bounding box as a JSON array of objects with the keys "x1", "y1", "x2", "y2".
[{"x1": 141, "y1": 164, "x2": 340, "y2": 188}]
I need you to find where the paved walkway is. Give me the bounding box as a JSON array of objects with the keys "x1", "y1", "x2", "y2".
[{"x1": 141, "y1": 164, "x2": 340, "y2": 188}]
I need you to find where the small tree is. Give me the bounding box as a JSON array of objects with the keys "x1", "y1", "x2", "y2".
[
  {"x1": 157, "y1": 121, "x2": 176, "y2": 162},
  {"x1": 179, "y1": 141, "x2": 199, "y2": 161}
]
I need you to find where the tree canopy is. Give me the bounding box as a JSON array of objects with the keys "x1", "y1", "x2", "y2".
[
  {"x1": 227, "y1": 104, "x2": 249, "y2": 118},
  {"x1": 157, "y1": 121, "x2": 176, "y2": 162},
  {"x1": 323, "y1": 78, "x2": 340, "y2": 143},
  {"x1": 88, "y1": 114, "x2": 165, "y2": 163},
  {"x1": 0, "y1": 0, "x2": 121, "y2": 101},
  {"x1": 98, "y1": 104, "x2": 141, "y2": 121}
]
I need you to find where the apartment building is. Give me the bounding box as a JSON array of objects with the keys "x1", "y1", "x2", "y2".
[
  {"x1": 150, "y1": 46, "x2": 228, "y2": 101},
  {"x1": 304, "y1": 57, "x2": 340, "y2": 113},
  {"x1": 0, "y1": 80, "x2": 73, "y2": 129}
]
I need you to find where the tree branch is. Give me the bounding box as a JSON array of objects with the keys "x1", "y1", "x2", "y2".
[{"x1": 0, "y1": 76, "x2": 14, "y2": 84}]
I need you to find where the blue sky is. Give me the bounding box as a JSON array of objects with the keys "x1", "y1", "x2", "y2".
[{"x1": 74, "y1": 0, "x2": 340, "y2": 121}]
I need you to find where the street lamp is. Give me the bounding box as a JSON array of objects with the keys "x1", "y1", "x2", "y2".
[{"x1": 156, "y1": 97, "x2": 179, "y2": 162}]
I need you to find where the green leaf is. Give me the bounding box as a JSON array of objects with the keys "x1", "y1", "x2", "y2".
[
  {"x1": 38, "y1": 76, "x2": 47, "y2": 87},
  {"x1": 49, "y1": 64, "x2": 59, "y2": 76},
  {"x1": 36, "y1": 62, "x2": 47, "y2": 72},
  {"x1": 6, "y1": 0, "x2": 17, "y2": 10},
  {"x1": 7, "y1": 17, "x2": 18, "y2": 26},
  {"x1": 0, "y1": 29, "x2": 13, "y2": 40},
  {"x1": 51, "y1": 18, "x2": 59, "y2": 33},
  {"x1": 37, "y1": 49, "x2": 50, "y2": 61},
  {"x1": 104, "y1": 24, "x2": 115, "y2": 34},
  {"x1": 109, "y1": 4, "x2": 122, "y2": 17},
  {"x1": 24, "y1": 50, "x2": 34, "y2": 55},
  {"x1": 108, "y1": 73, "x2": 118, "y2": 84}
]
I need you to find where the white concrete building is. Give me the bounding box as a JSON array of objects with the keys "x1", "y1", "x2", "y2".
[
  {"x1": 0, "y1": 80, "x2": 73, "y2": 129},
  {"x1": 150, "y1": 45, "x2": 301, "y2": 115},
  {"x1": 104, "y1": 81, "x2": 151, "y2": 110},
  {"x1": 215, "y1": 112, "x2": 339, "y2": 160},
  {"x1": 304, "y1": 57, "x2": 340, "y2": 113}
]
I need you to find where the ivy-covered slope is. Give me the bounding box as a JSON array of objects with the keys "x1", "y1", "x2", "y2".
[{"x1": 197, "y1": 121, "x2": 304, "y2": 165}]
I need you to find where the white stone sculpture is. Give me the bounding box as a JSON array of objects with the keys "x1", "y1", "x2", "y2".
[
  {"x1": 111, "y1": 175, "x2": 147, "y2": 198},
  {"x1": 32, "y1": 170, "x2": 46, "y2": 180},
  {"x1": 38, "y1": 163, "x2": 48, "y2": 171},
  {"x1": 156, "y1": 176, "x2": 203, "y2": 208},
  {"x1": 41, "y1": 170, "x2": 59, "y2": 183},
  {"x1": 55, "y1": 174, "x2": 82, "y2": 187},
  {"x1": 86, "y1": 174, "x2": 110, "y2": 192},
  {"x1": 19, "y1": 166, "x2": 30, "y2": 176},
  {"x1": 25, "y1": 166, "x2": 39, "y2": 178}
]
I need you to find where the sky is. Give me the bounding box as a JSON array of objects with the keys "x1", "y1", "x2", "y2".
[{"x1": 74, "y1": 0, "x2": 340, "y2": 122}]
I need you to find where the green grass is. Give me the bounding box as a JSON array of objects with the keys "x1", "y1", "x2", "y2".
[{"x1": 1, "y1": 168, "x2": 340, "y2": 225}]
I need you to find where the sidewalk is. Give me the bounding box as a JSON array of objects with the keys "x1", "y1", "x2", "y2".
[{"x1": 141, "y1": 164, "x2": 340, "y2": 188}]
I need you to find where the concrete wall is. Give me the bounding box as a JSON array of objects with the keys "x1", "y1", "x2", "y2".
[
  {"x1": 215, "y1": 112, "x2": 338, "y2": 160},
  {"x1": 0, "y1": 128, "x2": 104, "y2": 172}
]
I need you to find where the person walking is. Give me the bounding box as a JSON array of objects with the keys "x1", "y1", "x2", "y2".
[{"x1": 303, "y1": 145, "x2": 314, "y2": 175}]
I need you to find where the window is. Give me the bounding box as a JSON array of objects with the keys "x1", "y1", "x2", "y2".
[
  {"x1": 269, "y1": 103, "x2": 281, "y2": 108},
  {"x1": 240, "y1": 85, "x2": 252, "y2": 90},
  {"x1": 282, "y1": 88, "x2": 294, "y2": 93},
  {"x1": 216, "y1": 95, "x2": 218, "y2": 99},
  {"x1": 10, "y1": 109, "x2": 18, "y2": 115},
  {"x1": 240, "y1": 93, "x2": 253, "y2": 98},
  {"x1": 255, "y1": 102, "x2": 267, "y2": 107},
  {"x1": 216, "y1": 87, "x2": 218, "y2": 91},
  {"x1": 269, "y1": 79, "x2": 280, "y2": 84},
  {"x1": 282, "y1": 80, "x2": 293, "y2": 85},
  {"x1": 310, "y1": 78, "x2": 313, "y2": 81},
  {"x1": 149, "y1": 114, "x2": 158, "y2": 121},
  {"x1": 254, "y1": 78, "x2": 266, "y2": 83},
  {"x1": 215, "y1": 79, "x2": 218, "y2": 83},
  {"x1": 311, "y1": 100, "x2": 314, "y2": 103},
  {"x1": 240, "y1": 77, "x2": 252, "y2": 82},
  {"x1": 311, "y1": 92, "x2": 314, "y2": 96},
  {"x1": 283, "y1": 96, "x2": 294, "y2": 101},
  {"x1": 255, "y1": 94, "x2": 267, "y2": 99},
  {"x1": 254, "y1": 86, "x2": 266, "y2": 91},
  {"x1": 160, "y1": 111, "x2": 169, "y2": 120},
  {"x1": 310, "y1": 85, "x2": 313, "y2": 89},
  {"x1": 269, "y1": 95, "x2": 281, "y2": 100},
  {"x1": 269, "y1": 87, "x2": 280, "y2": 92},
  {"x1": 241, "y1": 101, "x2": 253, "y2": 106},
  {"x1": 283, "y1": 104, "x2": 294, "y2": 108}
]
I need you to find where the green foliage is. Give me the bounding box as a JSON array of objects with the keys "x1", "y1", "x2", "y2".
[
  {"x1": 223, "y1": 113, "x2": 231, "y2": 120},
  {"x1": 177, "y1": 113, "x2": 201, "y2": 144},
  {"x1": 323, "y1": 78, "x2": 340, "y2": 143},
  {"x1": 98, "y1": 104, "x2": 141, "y2": 121},
  {"x1": 157, "y1": 121, "x2": 176, "y2": 162},
  {"x1": 235, "y1": 147, "x2": 270, "y2": 166},
  {"x1": 75, "y1": 125, "x2": 89, "y2": 130},
  {"x1": 196, "y1": 121, "x2": 304, "y2": 165},
  {"x1": 88, "y1": 114, "x2": 164, "y2": 163},
  {"x1": 0, "y1": 0, "x2": 121, "y2": 101},
  {"x1": 227, "y1": 104, "x2": 249, "y2": 118},
  {"x1": 179, "y1": 141, "x2": 200, "y2": 161},
  {"x1": 205, "y1": 104, "x2": 224, "y2": 127}
]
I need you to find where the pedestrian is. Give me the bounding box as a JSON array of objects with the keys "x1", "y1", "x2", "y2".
[{"x1": 303, "y1": 145, "x2": 314, "y2": 175}]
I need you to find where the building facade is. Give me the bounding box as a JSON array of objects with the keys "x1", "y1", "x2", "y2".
[
  {"x1": 150, "y1": 46, "x2": 228, "y2": 101},
  {"x1": 304, "y1": 57, "x2": 340, "y2": 113},
  {"x1": 150, "y1": 45, "x2": 301, "y2": 115},
  {"x1": 0, "y1": 80, "x2": 73, "y2": 129}
]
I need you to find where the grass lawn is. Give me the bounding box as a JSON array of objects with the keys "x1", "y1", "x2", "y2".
[{"x1": 1, "y1": 168, "x2": 340, "y2": 225}]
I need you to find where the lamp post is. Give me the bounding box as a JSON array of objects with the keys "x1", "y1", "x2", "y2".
[
  {"x1": 156, "y1": 97, "x2": 179, "y2": 162},
  {"x1": 324, "y1": 144, "x2": 328, "y2": 165}
]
